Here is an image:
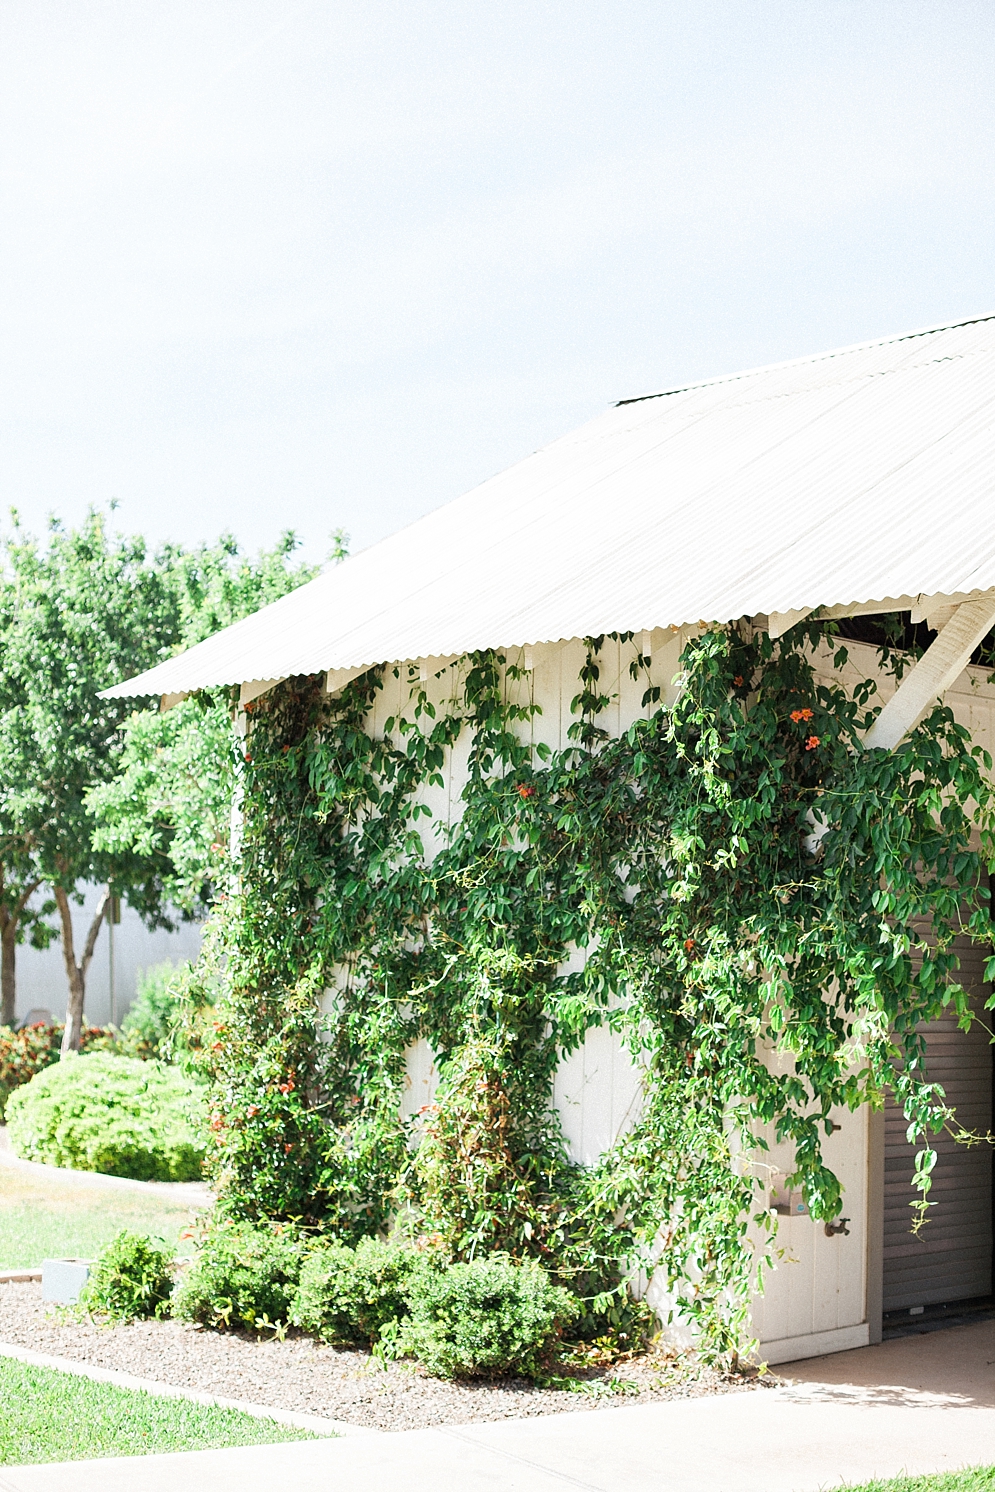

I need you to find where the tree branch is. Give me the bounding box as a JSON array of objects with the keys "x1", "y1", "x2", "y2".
[
  {"x1": 53, "y1": 886, "x2": 79, "y2": 985},
  {"x1": 15, "y1": 880, "x2": 41, "y2": 917},
  {"x1": 80, "y1": 887, "x2": 111, "y2": 982}
]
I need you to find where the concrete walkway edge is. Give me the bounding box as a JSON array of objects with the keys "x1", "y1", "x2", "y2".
[
  {"x1": 1, "y1": 1390, "x2": 994, "y2": 1492},
  {"x1": 0, "y1": 1339, "x2": 366, "y2": 1436},
  {"x1": 2, "y1": 1320, "x2": 995, "y2": 1490}
]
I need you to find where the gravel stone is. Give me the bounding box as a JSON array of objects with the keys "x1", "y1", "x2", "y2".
[{"x1": 0, "y1": 1282, "x2": 768, "y2": 1432}]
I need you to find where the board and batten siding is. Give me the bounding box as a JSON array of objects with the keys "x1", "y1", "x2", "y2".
[{"x1": 325, "y1": 631, "x2": 995, "y2": 1358}]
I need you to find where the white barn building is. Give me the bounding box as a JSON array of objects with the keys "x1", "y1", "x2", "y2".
[{"x1": 108, "y1": 314, "x2": 995, "y2": 1363}]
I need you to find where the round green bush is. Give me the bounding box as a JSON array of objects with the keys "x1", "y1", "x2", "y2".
[
  {"x1": 5, "y1": 1052, "x2": 206, "y2": 1181},
  {"x1": 0, "y1": 1021, "x2": 116, "y2": 1121},
  {"x1": 81, "y1": 1230, "x2": 174, "y2": 1320},
  {"x1": 401, "y1": 1254, "x2": 579, "y2": 1378},
  {"x1": 291, "y1": 1237, "x2": 420, "y2": 1345},
  {"x1": 171, "y1": 1220, "x2": 303, "y2": 1330}
]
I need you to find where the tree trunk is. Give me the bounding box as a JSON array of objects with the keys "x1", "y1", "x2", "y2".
[
  {"x1": 0, "y1": 878, "x2": 41, "y2": 1030},
  {"x1": 56, "y1": 886, "x2": 111, "y2": 1055},
  {"x1": 1, "y1": 923, "x2": 15, "y2": 1030}
]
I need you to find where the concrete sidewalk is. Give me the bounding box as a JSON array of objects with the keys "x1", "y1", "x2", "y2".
[
  {"x1": 2, "y1": 1321, "x2": 993, "y2": 1492},
  {"x1": 0, "y1": 1126, "x2": 211, "y2": 1206}
]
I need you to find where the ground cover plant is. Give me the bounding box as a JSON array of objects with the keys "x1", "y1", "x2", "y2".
[
  {"x1": 5, "y1": 1052, "x2": 206, "y2": 1180},
  {"x1": 181, "y1": 619, "x2": 995, "y2": 1362},
  {"x1": 0, "y1": 1154, "x2": 205, "y2": 1270},
  {"x1": 80, "y1": 1229, "x2": 173, "y2": 1320},
  {"x1": 0, "y1": 1357, "x2": 316, "y2": 1464},
  {"x1": 172, "y1": 1218, "x2": 303, "y2": 1331}
]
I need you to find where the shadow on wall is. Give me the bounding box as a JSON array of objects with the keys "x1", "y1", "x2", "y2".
[{"x1": 13, "y1": 883, "x2": 202, "y2": 1029}]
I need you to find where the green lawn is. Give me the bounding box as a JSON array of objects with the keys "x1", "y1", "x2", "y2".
[
  {"x1": 0, "y1": 1160, "x2": 207, "y2": 1269},
  {"x1": 0, "y1": 1357, "x2": 318, "y2": 1464},
  {"x1": 846, "y1": 1472, "x2": 995, "y2": 1491}
]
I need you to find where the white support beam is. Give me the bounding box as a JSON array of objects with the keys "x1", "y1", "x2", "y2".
[
  {"x1": 240, "y1": 677, "x2": 286, "y2": 708},
  {"x1": 324, "y1": 665, "x2": 365, "y2": 697},
  {"x1": 159, "y1": 691, "x2": 190, "y2": 713},
  {"x1": 909, "y1": 601, "x2": 958, "y2": 631},
  {"x1": 862, "y1": 595, "x2": 995, "y2": 751}
]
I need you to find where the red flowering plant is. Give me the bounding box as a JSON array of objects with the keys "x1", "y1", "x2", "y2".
[
  {"x1": 0, "y1": 1020, "x2": 115, "y2": 1118},
  {"x1": 189, "y1": 626, "x2": 995, "y2": 1365}
]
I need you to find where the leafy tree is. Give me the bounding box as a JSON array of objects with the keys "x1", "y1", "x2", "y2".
[
  {"x1": 0, "y1": 511, "x2": 182, "y2": 1048},
  {"x1": 0, "y1": 514, "x2": 315, "y2": 1050},
  {"x1": 87, "y1": 696, "x2": 234, "y2": 919},
  {"x1": 87, "y1": 531, "x2": 318, "y2": 919}
]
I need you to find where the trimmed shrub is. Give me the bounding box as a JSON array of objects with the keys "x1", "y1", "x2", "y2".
[
  {"x1": 291, "y1": 1237, "x2": 420, "y2": 1345},
  {"x1": 5, "y1": 1052, "x2": 206, "y2": 1181},
  {"x1": 0, "y1": 1022, "x2": 115, "y2": 1120},
  {"x1": 118, "y1": 962, "x2": 190, "y2": 1063},
  {"x1": 80, "y1": 1230, "x2": 173, "y2": 1320},
  {"x1": 171, "y1": 1220, "x2": 303, "y2": 1330},
  {"x1": 401, "y1": 1254, "x2": 579, "y2": 1379}
]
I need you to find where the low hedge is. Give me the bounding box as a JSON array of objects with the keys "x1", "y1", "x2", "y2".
[
  {"x1": 290, "y1": 1236, "x2": 420, "y2": 1346},
  {"x1": 400, "y1": 1254, "x2": 579, "y2": 1378},
  {"x1": 0, "y1": 1022, "x2": 115, "y2": 1120},
  {"x1": 171, "y1": 1220, "x2": 303, "y2": 1330},
  {"x1": 171, "y1": 1221, "x2": 580, "y2": 1377},
  {"x1": 5, "y1": 1052, "x2": 206, "y2": 1180},
  {"x1": 179, "y1": 1222, "x2": 579, "y2": 1376}
]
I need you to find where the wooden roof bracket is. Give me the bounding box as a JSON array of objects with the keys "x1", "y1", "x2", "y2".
[
  {"x1": 862, "y1": 594, "x2": 995, "y2": 751},
  {"x1": 239, "y1": 678, "x2": 286, "y2": 708}
]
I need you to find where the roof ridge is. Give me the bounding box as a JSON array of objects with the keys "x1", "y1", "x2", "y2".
[{"x1": 616, "y1": 311, "x2": 995, "y2": 407}]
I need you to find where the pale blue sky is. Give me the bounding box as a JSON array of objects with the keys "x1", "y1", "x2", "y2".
[{"x1": 1, "y1": 1, "x2": 993, "y2": 564}]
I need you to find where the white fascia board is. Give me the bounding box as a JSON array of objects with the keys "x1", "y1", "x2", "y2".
[
  {"x1": 324, "y1": 666, "x2": 366, "y2": 697},
  {"x1": 159, "y1": 692, "x2": 190, "y2": 713}
]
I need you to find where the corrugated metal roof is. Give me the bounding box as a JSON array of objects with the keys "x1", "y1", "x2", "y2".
[{"x1": 106, "y1": 314, "x2": 995, "y2": 698}]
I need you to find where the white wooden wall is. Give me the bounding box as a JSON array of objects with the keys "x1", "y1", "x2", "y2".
[
  {"x1": 332, "y1": 630, "x2": 995, "y2": 1360},
  {"x1": 749, "y1": 1099, "x2": 869, "y2": 1363}
]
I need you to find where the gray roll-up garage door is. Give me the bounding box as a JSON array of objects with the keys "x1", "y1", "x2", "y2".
[{"x1": 882, "y1": 927, "x2": 994, "y2": 1313}]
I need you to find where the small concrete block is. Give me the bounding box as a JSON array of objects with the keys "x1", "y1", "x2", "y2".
[{"x1": 41, "y1": 1259, "x2": 90, "y2": 1303}]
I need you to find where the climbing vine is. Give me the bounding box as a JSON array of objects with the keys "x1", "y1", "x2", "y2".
[{"x1": 193, "y1": 620, "x2": 995, "y2": 1361}]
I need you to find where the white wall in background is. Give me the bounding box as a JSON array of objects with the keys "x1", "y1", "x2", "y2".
[{"x1": 12, "y1": 882, "x2": 202, "y2": 1029}]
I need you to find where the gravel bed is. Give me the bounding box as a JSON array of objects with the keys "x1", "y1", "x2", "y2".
[{"x1": 0, "y1": 1282, "x2": 769, "y2": 1432}]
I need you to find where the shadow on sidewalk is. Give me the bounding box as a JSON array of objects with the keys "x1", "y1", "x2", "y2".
[{"x1": 777, "y1": 1318, "x2": 995, "y2": 1410}]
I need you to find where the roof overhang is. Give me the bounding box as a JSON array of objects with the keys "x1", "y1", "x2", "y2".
[{"x1": 100, "y1": 314, "x2": 995, "y2": 723}]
